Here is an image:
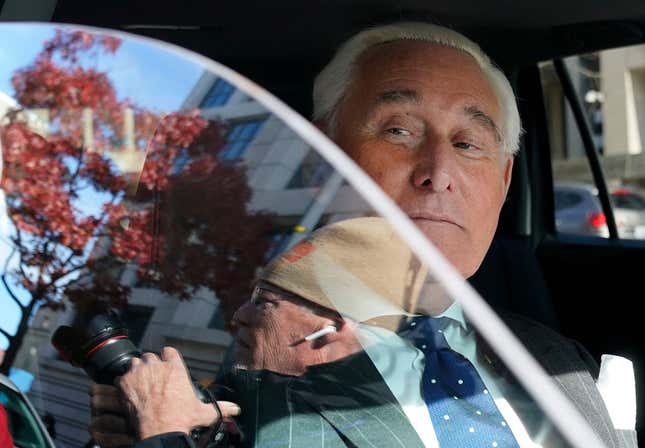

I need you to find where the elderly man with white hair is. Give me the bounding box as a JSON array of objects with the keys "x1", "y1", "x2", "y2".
[
  {"x1": 313, "y1": 22, "x2": 518, "y2": 284},
  {"x1": 89, "y1": 22, "x2": 637, "y2": 448}
]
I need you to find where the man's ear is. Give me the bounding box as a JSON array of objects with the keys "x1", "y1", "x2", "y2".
[
  {"x1": 502, "y1": 155, "x2": 514, "y2": 201},
  {"x1": 308, "y1": 319, "x2": 345, "y2": 348}
]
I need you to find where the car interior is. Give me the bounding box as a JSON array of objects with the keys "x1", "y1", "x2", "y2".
[{"x1": 1, "y1": 0, "x2": 644, "y2": 441}]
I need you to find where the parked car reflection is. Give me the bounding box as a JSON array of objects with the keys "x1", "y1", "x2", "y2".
[
  {"x1": 554, "y1": 182, "x2": 645, "y2": 238},
  {"x1": 554, "y1": 183, "x2": 609, "y2": 237},
  {"x1": 610, "y1": 187, "x2": 645, "y2": 238}
]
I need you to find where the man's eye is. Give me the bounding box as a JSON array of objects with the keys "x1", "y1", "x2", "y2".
[
  {"x1": 251, "y1": 295, "x2": 279, "y2": 307},
  {"x1": 251, "y1": 295, "x2": 269, "y2": 305},
  {"x1": 386, "y1": 127, "x2": 411, "y2": 136},
  {"x1": 454, "y1": 142, "x2": 479, "y2": 150}
]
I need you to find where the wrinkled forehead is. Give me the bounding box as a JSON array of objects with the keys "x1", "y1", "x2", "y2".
[
  {"x1": 355, "y1": 40, "x2": 484, "y2": 79},
  {"x1": 351, "y1": 40, "x2": 500, "y2": 113}
]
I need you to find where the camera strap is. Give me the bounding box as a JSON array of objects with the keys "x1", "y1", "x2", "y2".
[{"x1": 190, "y1": 383, "x2": 227, "y2": 448}]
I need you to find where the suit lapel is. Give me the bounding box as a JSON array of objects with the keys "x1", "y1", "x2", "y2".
[{"x1": 477, "y1": 312, "x2": 620, "y2": 448}]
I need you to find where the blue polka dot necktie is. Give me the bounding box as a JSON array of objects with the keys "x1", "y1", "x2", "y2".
[{"x1": 399, "y1": 316, "x2": 521, "y2": 448}]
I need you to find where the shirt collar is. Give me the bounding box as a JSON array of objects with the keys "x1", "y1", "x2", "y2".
[{"x1": 432, "y1": 300, "x2": 468, "y2": 331}]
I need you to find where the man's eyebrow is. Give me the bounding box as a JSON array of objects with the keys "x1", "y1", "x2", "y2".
[
  {"x1": 364, "y1": 89, "x2": 420, "y2": 123},
  {"x1": 375, "y1": 89, "x2": 420, "y2": 105},
  {"x1": 464, "y1": 105, "x2": 502, "y2": 143}
]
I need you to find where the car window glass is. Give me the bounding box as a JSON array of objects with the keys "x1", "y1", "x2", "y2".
[
  {"x1": 540, "y1": 61, "x2": 610, "y2": 238},
  {"x1": 541, "y1": 47, "x2": 645, "y2": 240},
  {"x1": 554, "y1": 190, "x2": 585, "y2": 210},
  {"x1": 0, "y1": 23, "x2": 608, "y2": 448}
]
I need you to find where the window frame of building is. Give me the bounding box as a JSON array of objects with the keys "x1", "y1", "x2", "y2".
[
  {"x1": 286, "y1": 149, "x2": 334, "y2": 189},
  {"x1": 200, "y1": 78, "x2": 235, "y2": 108},
  {"x1": 220, "y1": 118, "x2": 265, "y2": 161}
]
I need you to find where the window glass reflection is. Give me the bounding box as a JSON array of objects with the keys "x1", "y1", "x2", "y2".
[{"x1": 0, "y1": 23, "x2": 621, "y2": 448}]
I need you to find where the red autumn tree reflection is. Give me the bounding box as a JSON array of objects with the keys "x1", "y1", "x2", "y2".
[{"x1": 0, "y1": 30, "x2": 272, "y2": 372}]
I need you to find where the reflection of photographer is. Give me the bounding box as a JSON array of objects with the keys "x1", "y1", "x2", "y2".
[
  {"x1": 83, "y1": 302, "x2": 357, "y2": 447},
  {"x1": 84, "y1": 215, "x2": 427, "y2": 448},
  {"x1": 86, "y1": 284, "x2": 364, "y2": 446},
  {"x1": 52, "y1": 314, "x2": 240, "y2": 447}
]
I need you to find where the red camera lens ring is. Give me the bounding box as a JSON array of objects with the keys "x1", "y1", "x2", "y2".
[{"x1": 85, "y1": 335, "x2": 128, "y2": 358}]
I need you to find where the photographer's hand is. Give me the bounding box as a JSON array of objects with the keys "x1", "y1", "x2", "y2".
[{"x1": 115, "y1": 346, "x2": 241, "y2": 440}]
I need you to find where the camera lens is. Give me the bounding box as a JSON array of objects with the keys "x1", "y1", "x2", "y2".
[{"x1": 51, "y1": 313, "x2": 141, "y2": 384}]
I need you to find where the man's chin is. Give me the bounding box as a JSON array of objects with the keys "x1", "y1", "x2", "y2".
[
  {"x1": 411, "y1": 218, "x2": 465, "y2": 242},
  {"x1": 410, "y1": 220, "x2": 480, "y2": 277}
]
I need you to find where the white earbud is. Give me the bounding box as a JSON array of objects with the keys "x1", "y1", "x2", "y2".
[{"x1": 304, "y1": 325, "x2": 337, "y2": 341}]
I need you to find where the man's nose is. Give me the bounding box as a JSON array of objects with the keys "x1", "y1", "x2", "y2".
[
  {"x1": 232, "y1": 301, "x2": 255, "y2": 328},
  {"x1": 411, "y1": 142, "x2": 453, "y2": 192}
]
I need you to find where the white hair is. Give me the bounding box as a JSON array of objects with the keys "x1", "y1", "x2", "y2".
[{"x1": 312, "y1": 22, "x2": 522, "y2": 155}]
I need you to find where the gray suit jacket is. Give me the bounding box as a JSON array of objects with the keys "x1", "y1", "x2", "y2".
[
  {"x1": 494, "y1": 312, "x2": 638, "y2": 448},
  {"x1": 224, "y1": 352, "x2": 425, "y2": 448},
  {"x1": 221, "y1": 314, "x2": 637, "y2": 448}
]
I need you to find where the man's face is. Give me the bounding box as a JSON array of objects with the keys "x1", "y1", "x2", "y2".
[
  {"x1": 232, "y1": 288, "x2": 361, "y2": 376},
  {"x1": 333, "y1": 41, "x2": 514, "y2": 277}
]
